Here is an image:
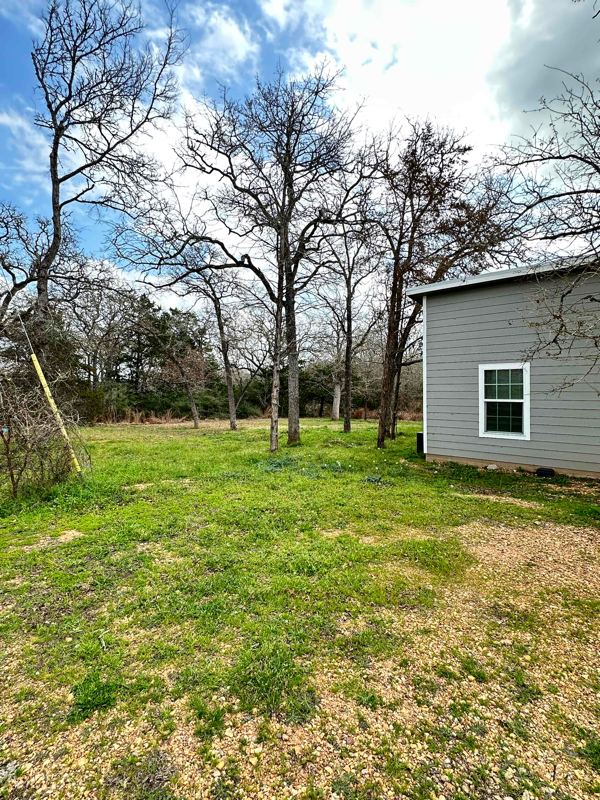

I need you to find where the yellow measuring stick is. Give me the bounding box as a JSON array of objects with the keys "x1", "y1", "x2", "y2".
[{"x1": 30, "y1": 353, "x2": 82, "y2": 474}]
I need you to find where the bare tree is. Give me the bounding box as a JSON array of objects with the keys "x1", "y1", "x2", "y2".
[
  {"x1": 114, "y1": 65, "x2": 361, "y2": 449},
  {"x1": 369, "y1": 121, "x2": 522, "y2": 448},
  {"x1": 499, "y1": 69, "x2": 600, "y2": 385},
  {"x1": 180, "y1": 65, "x2": 360, "y2": 446},
  {"x1": 316, "y1": 220, "x2": 384, "y2": 432},
  {"x1": 0, "y1": 0, "x2": 183, "y2": 343},
  {"x1": 173, "y1": 262, "x2": 248, "y2": 431}
]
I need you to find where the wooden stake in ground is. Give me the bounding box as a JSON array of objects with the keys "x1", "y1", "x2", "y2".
[
  {"x1": 16, "y1": 312, "x2": 81, "y2": 475},
  {"x1": 30, "y1": 353, "x2": 81, "y2": 475}
]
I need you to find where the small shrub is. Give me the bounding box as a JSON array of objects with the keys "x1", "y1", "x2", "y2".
[{"x1": 0, "y1": 376, "x2": 88, "y2": 497}]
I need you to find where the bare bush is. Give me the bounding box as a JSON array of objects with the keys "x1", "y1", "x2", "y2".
[{"x1": 0, "y1": 377, "x2": 88, "y2": 497}]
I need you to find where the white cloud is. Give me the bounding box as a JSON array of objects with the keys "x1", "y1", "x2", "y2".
[
  {"x1": 262, "y1": 0, "x2": 515, "y2": 155},
  {"x1": 259, "y1": 0, "x2": 290, "y2": 29},
  {"x1": 180, "y1": 3, "x2": 260, "y2": 88},
  {"x1": 0, "y1": 0, "x2": 44, "y2": 35},
  {"x1": 0, "y1": 110, "x2": 48, "y2": 184}
]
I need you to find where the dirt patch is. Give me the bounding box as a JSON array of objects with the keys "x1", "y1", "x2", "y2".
[
  {"x1": 461, "y1": 520, "x2": 600, "y2": 592},
  {"x1": 135, "y1": 541, "x2": 183, "y2": 565},
  {"x1": 18, "y1": 529, "x2": 84, "y2": 553},
  {"x1": 58, "y1": 529, "x2": 85, "y2": 544},
  {"x1": 124, "y1": 483, "x2": 154, "y2": 490},
  {"x1": 320, "y1": 528, "x2": 348, "y2": 539},
  {"x1": 456, "y1": 492, "x2": 544, "y2": 509},
  {"x1": 4, "y1": 533, "x2": 600, "y2": 800},
  {"x1": 547, "y1": 481, "x2": 600, "y2": 497}
]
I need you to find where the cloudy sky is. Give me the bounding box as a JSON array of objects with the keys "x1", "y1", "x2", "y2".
[{"x1": 0, "y1": 0, "x2": 599, "y2": 256}]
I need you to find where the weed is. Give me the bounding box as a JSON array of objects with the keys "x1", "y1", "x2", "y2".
[
  {"x1": 330, "y1": 771, "x2": 384, "y2": 798},
  {"x1": 99, "y1": 750, "x2": 176, "y2": 799},
  {"x1": 385, "y1": 754, "x2": 409, "y2": 778},
  {"x1": 435, "y1": 664, "x2": 460, "y2": 680},
  {"x1": 578, "y1": 727, "x2": 600, "y2": 772},
  {"x1": 355, "y1": 688, "x2": 383, "y2": 711},
  {"x1": 460, "y1": 655, "x2": 487, "y2": 683},
  {"x1": 230, "y1": 640, "x2": 316, "y2": 722},
  {"x1": 335, "y1": 623, "x2": 401, "y2": 666},
  {"x1": 501, "y1": 714, "x2": 530, "y2": 741},
  {"x1": 68, "y1": 672, "x2": 121, "y2": 723},
  {"x1": 512, "y1": 668, "x2": 543, "y2": 704},
  {"x1": 209, "y1": 760, "x2": 241, "y2": 799},
  {"x1": 412, "y1": 675, "x2": 438, "y2": 695},
  {"x1": 490, "y1": 602, "x2": 539, "y2": 631},
  {"x1": 394, "y1": 537, "x2": 472, "y2": 577},
  {"x1": 189, "y1": 697, "x2": 226, "y2": 741}
]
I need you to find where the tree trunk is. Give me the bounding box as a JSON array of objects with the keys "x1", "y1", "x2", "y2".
[
  {"x1": 186, "y1": 383, "x2": 200, "y2": 429},
  {"x1": 390, "y1": 365, "x2": 402, "y2": 440},
  {"x1": 36, "y1": 270, "x2": 50, "y2": 322},
  {"x1": 213, "y1": 295, "x2": 237, "y2": 431},
  {"x1": 377, "y1": 267, "x2": 403, "y2": 449},
  {"x1": 34, "y1": 132, "x2": 63, "y2": 351},
  {"x1": 331, "y1": 382, "x2": 341, "y2": 420},
  {"x1": 226, "y1": 374, "x2": 237, "y2": 431},
  {"x1": 285, "y1": 282, "x2": 300, "y2": 445},
  {"x1": 270, "y1": 295, "x2": 284, "y2": 452},
  {"x1": 318, "y1": 396, "x2": 324, "y2": 417},
  {"x1": 363, "y1": 401, "x2": 368, "y2": 421},
  {"x1": 343, "y1": 283, "x2": 353, "y2": 434}
]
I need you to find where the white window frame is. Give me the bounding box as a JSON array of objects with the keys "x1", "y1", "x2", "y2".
[{"x1": 478, "y1": 363, "x2": 530, "y2": 441}]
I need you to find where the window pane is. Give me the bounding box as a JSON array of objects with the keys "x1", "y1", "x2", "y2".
[
  {"x1": 496, "y1": 402, "x2": 513, "y2": 431},
  {"x1": 486, "y1": 402, "x2": 499, "y2": 432},
  {"x1": 486, "y1": 401, "x2": 523, "y2": 434},
  {"x1": 497, "y1": 369, "x2": 510, "y2": 385},
  {"x1": 510, "y1": 403, "x2": 523, "y2": 433},
  {"x1": 497, "y1": 383, "x2": 510, "y2": 399},
  {"x1": 510, "y1": 369, "x2": 523, "y2": 385},
  {"x1": 510, "y1": 369, "x2": 523, "y2": 399},
  {"x1": 484, "y1": 370, "x2": 497, "y2": 399}
]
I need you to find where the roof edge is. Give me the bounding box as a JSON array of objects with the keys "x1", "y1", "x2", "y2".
[{"x1": 406, "y1": 258, "x2": 595, "y2": 302}]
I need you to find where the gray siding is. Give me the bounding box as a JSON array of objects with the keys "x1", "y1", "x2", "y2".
[{"x1": 425, "y1": 274, "x2": 600, "y2": 473}]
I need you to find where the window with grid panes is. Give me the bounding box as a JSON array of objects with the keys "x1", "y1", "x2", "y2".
[{"x1": 483, "y1": 368, "x2": 524, "y2": 434}]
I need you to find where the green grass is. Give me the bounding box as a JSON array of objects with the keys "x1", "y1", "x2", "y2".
[{"x1": 0, "y1": 418, "x2": 598, "y2": 755}]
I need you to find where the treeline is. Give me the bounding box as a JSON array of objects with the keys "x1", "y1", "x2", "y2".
[{"x1": 3, "y1": 265, "x2": 420, "y2": 424}]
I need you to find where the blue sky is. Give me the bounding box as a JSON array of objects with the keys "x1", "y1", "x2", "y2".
[{"x1": 0, "y1": 0, "x2": 599, "y2": 258}]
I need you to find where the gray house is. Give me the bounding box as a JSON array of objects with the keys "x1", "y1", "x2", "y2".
[{"x1": 407, "y1": 264, "x2": 600, "y2": 478}]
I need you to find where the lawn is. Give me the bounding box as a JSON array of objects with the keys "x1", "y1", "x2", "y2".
[{"x1": 1, "y1": 419, "x2": 599, "y2": 800}]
